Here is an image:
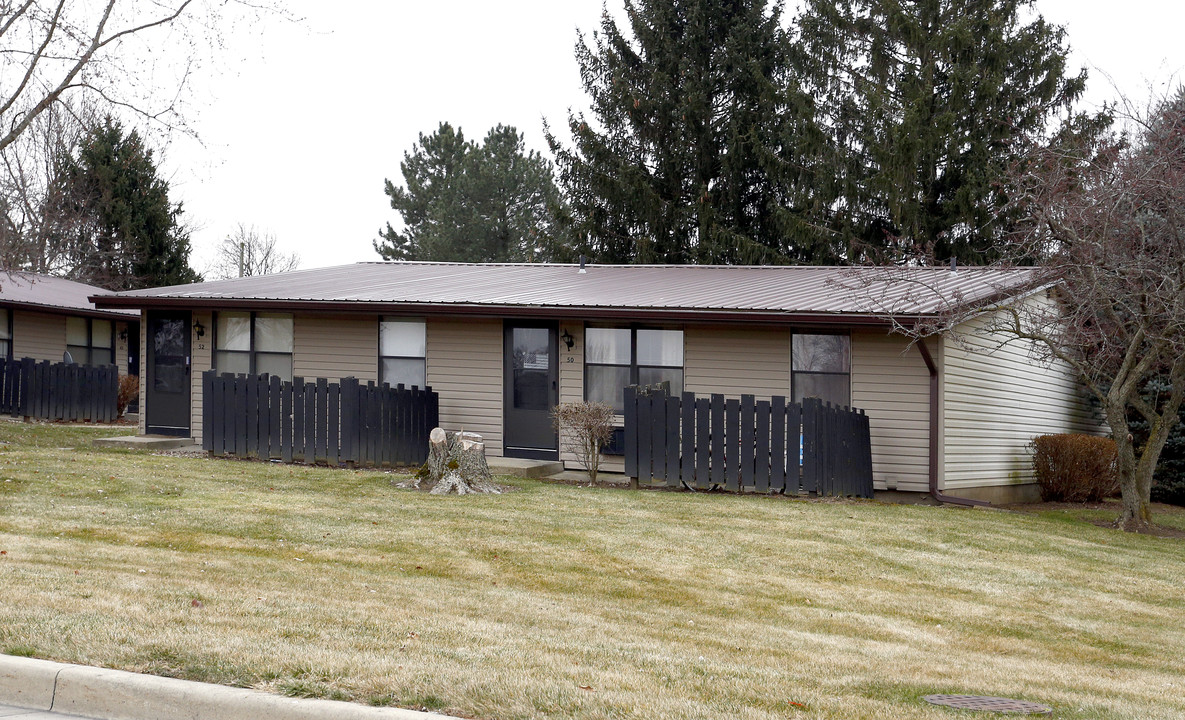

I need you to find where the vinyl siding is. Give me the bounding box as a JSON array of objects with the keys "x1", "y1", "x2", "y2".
[
  {"x1": 191, "y1": 312, "x2": 380, "y2": 443},
  {"x1": 851, "y1": 332, "x2": 931, "y2": 492},
  {"x1": 11, "y1": 311, "x2": 132, "y2": 372},
  {"x1": 189, "y1": 311, "x2": 211, "y2": 442},
  {"x1": 426, "y1": 318, "x2": 503, "y2": 456},
  {"x1": 942, "y1": 303, "x2": 1102, "y2": 489},
  {"x1": 684, "y1": 325, "x2": 790, "y2": 399},
  {"x1": 115, "y1": 321, "x2": 130, "y2": 375},
  {"x1": 293, "y1": 314, "x2": 379, "y2": 382},
  {"x1": 12, "y1": 310, "x2": 65, "y2": 361}
]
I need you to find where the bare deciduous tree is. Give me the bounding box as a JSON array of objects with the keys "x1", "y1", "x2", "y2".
[
  {"x1": 553, "y1": 401, "x2": 616, "y2": 486},
  {"x1": 842, "y1": 92, "x2": 1185, "y2": 532},
  {"x1": 0, "y1": 99, "x2": 94, "y2": 272},
  {"x1": 0, "y1": 1, "x2": 289, "y2": 153},
  {"x1": 208, "y1": 224, "x2": 299, "y2": 279},
  {"x1": 999, "y1": 94, "x2": 1185, "y2": 531},
  {"x1": 0, "y1": 1, "x2": 287, "y2": 273}
]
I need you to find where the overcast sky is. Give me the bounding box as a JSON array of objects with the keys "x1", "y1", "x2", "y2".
[{"x1": 161, "y1": 0, "x2": 1185, "y2": 275}]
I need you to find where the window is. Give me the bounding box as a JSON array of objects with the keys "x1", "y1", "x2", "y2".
[
  {"x1": 585, "y1": 326, "x2": 683, "y2": 413},
  {"x1": 0, "y1": 308, "x2": 10, "y2": 360},
  {"x1": 66, "y1": 316, "x2": 114, "y2": 366},
  {"x1": 792, "y1": 333, "x2": 850, "y2": 406},
  {"x1": 214, "y1": 312, "x2": 293, "y2": 381},
  {"x1": 379, "y1": 318, "x2": 426, "y2": 389}
]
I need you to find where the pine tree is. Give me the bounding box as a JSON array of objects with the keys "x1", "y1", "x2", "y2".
[
  {"x1": 376, "y1": 123, "x2": 568, "y2": 263},
  {"x1": 376, "y1": 122, "x2": 473, "y2": 261},
  {"x1": 796, "y1": 0, "x2": 1091, "y2": 263},
  {"x1": 48, "y1": 116, "x2": 199, "y2": 289},
  {"x1": 546, "y1": 0, "x2": 834, "y2": 265}
]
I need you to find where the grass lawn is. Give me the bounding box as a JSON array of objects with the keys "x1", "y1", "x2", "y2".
[{"x1": 2, "y1": 421, "x2": 1184, "y2": 720}]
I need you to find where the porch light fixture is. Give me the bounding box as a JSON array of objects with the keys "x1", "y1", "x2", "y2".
[
  {"x1": 561, "y1": 329, "x2": 575, "y2": 350},
  {"x1": 118, "y1": 328, "x2": 128, "y2": 342},
  {"x1": 193, "y1": 319, "x2": 206, "y2": 337}
]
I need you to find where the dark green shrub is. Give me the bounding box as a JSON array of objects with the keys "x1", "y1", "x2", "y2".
[
  {"x1": 1149, "y1": 425, "x2": 1185, "y2": 506},
  {"x1": 1126, "y1": 377, "x2": 1185, "y2": 507},
  {"x1": 1030, "y1": 434, "x2": 1118, "y2": 502}
]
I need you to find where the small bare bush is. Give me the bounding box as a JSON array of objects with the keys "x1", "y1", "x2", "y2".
[
  {"x1": 1030, "y1": 434, "x2": 1119, "y2": 502},
  {"x1": 552, "y1": 402, "x2": 616, "y2": 485},
  {"x1": 117, "y1": 375, "x2": 139, "y2": 418}
]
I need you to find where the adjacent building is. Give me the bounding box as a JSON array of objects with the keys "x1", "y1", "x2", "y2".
[{"x1": 1, "y1": 272, "x2": 138, "y2": 376}]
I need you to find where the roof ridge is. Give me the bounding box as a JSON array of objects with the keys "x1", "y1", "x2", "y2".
[{"x1": 353, "y1": 261, "x2": 1013, "y2": 271}]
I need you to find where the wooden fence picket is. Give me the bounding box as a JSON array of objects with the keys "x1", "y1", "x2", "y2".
[
  {"x1": 623, "y1": 387, "x2": 872, "y2": 499},
  {"x1": 200, "y1": 371, "x2": 435, "y2": 467},
  {"x1": 0, "y1": 357, "x2": 117, "y2": 422}
]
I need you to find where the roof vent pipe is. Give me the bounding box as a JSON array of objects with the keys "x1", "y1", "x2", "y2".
[
  {"x1": 950, "y1": 257, "x2": 957, "y2": 274},
  {"x1": 578, "y1": 255, "x2": 587, "y2": 274}
]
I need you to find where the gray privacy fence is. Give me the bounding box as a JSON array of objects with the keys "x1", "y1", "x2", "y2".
[
  {"x1": 0, "y1": 357, "x2": 119, "y2": 422},
  {"x1": 623, "y1": 386, "x2": 874, "y2": 498},
  {"x1": 202, "y1": 371, "x2": 439, "y2": 466}
]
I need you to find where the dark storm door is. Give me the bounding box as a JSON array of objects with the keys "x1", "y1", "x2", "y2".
[
  {"x1": 504, "y1": 322, "x2": 558, "y2": 459},
  {"x1": 146, "y1": 310, "x2": 191, "y2": 436}
]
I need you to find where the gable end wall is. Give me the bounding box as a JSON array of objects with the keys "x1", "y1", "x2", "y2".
[{"x1": 942, "y1": 303, "x2": 1104, "y2": 490}]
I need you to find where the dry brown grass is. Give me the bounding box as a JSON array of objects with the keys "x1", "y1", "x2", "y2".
[{"x1": 2, "y1": 421, "x2": 1184, "y2": 719}]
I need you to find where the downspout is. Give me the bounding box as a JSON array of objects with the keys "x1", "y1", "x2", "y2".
[{"x1": 916, "y1": 336, "x2": 991, "y2": 507}]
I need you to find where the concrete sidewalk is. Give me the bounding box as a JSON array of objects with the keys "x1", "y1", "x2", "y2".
[
  {"x1": 0, "y1": 702, "x2": 94, "y2": 719},
  {"x1": 0, "y1": 655, "x2": 461, "y2": 720}
]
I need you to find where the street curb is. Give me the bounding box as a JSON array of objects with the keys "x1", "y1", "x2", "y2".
[
  {"x1": 0, "y1": 655, "x2": 463, "y2": 720},
  {"x1": 0, "y1": 654, "x2": 69, "y2": 710}
]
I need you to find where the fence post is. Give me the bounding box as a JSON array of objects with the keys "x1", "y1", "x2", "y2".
[
  {"x1": 327, "y1": 380, "x2": 340, "y2": 465},
  {"x1": 315, "y1": 377, "x2": 329, "y2": 462},
  {"x1": 107, "y1": 365, "x2": 118, "y2": 422},
  {"x1": 268, "y1": 375, "x2": 282, "y2": 460},
  {"x1": 694, "y1": 397, "x2": 710, "y2": 489},
  {"x1": 202, "y1": 371, "x2": 214, "y2": 452},
  {"x1": 724, "y1": 397, "x2": 740, "y2": 492},
  {"x1": 740, "y1": 394, "x2": 755, "y2": 490},
  {"x1": 623, "y1": 385, "x2": 638, "y2": 481},
  {"x1": 303, "y1": 380, "x2": 317, "y2": 463},
  {"x1": 340, "y1": 377, "x2": 357, "y2": 466},
  {"x1": 680, "y1": 392, "x2": 695, "y2": 487},
  {"x1": 755, "y1": 399, "x2": 770, "y2": 492},
  {"x1": 246, "y1": 374, "x2": 260, "y2": 456},
  {"x1": 801, "y1": 398, "x2": 818, "y2": 494},
  {"x1": 709, "y1": 394, "x2": 724, "y2": 487},
  {"x1": 664, "y1": 393, "x2": 680, "y2": 486},
  {"x1": 770, "y1": 396, "x2": 786, "y2": 492},
  {"x1": 858, "y1": 410, "x2": 873, "y2": 498},
  {"x1": 636, "y1": 388, "x2": 653, "y2": 484},
  {"x1": 651, "y1": 389, "x2": 667, "y2": 483},
  {"x1": 428, "y1": 386, "x2": 439, "y2": 438},
  {"x1": 365, "y1": 381, "x2": 380, "y2": 466},
  {"x1": 281, "y1": 378, "x2": 294, "y2": 463}
]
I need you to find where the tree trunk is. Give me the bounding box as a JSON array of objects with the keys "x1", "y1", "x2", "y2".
[
  {"x1": 424, "y1": 427, "x2": 500, "y2": 495},
  {"x1": 1108, "y1": 402, "x2": 1149, "y2": 531}
]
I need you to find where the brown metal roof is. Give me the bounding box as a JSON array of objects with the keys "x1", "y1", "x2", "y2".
[
  {"x1": 1, "y1": 272, "x2": 139, "y2": 320},
  {"x1": 89, "y1": 262, "x2": 1039, "y2": 324}
]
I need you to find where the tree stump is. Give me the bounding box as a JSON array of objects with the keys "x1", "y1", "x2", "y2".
[{"x1": 423, "y1": 427, "x2": 500, "y2": 495}]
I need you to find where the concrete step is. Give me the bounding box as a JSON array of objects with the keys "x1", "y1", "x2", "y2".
[
  {"x1": 543, "y1": 470, "x2": 631, "y2": 486},
  {"x1": 92, "y1": 435, "x2": 195, "y2": 451},
  {"x1": 486, "y1": 456, "x2": 564, "y2": 478}
]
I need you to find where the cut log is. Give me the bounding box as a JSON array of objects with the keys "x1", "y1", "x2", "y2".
[{"x1": 422, "y1": 428, "x2": 500, "y2": 495}]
